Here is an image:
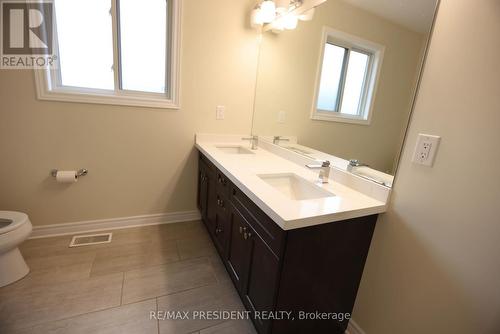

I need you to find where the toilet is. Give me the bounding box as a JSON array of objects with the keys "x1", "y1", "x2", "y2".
[{"x1": 0, "y1": 211, "x2": 32, "y2": 287}]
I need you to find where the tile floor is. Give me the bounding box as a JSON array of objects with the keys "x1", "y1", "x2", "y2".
[{"x1": 0, "y1": 221, "x2": 256, "y2": 334}]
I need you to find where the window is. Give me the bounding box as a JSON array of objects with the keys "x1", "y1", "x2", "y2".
[
  {"x1": 312, "y1": 27, "x2": 384, "y2": 125},
  {"x1": 35, "y1": 0, "x2": 181, "y2": 109}
]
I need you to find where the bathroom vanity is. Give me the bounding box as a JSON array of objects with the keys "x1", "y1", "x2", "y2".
[{"x1": 196, "y1": 135, "x2": 389, "y2": 334}]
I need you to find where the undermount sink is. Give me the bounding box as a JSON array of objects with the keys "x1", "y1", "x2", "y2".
[
  {"x1": 258, "y1": 173, "x2": 335, "y2": 200},
  {"x1": 216, "y1": 145, "x2": 255, "y2": 155}
]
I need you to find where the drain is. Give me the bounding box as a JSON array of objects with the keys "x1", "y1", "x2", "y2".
[{"x1": 69, "y1": 233, "x2": 112, "y2": 247}]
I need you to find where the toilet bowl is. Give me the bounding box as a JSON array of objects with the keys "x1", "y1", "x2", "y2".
[{"x1": 0, "y1": 211, "x2": 32, "y2": 287}]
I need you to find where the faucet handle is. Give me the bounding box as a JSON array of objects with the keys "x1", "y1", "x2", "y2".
[
  {"x1": 306, "y1": 160, "x2": 330, "y2": 169},
  {"x1": 349, "y1": 159, "x2": 360, "y2": 166},
  {"x1": 348, "y1": 159, "x2": 368, "y2": 167},
  {"x1": 241, "y1": 135, "x2": 258, "y2": 150}
]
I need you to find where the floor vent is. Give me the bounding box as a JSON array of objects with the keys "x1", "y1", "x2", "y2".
[{"x1": 69, "y1": 233, "x2": 113, "y2": 247}]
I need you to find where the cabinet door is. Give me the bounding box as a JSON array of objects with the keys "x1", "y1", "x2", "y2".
[
  {"x1": 213, "y1": 194, "x2": 229, "y2": 256},
  {"x1": 199, "y1": 157, "x2": 217, "y2": 235},
  {"x1": 243, "y1": 237, "x2": 280, "y2": 334},
  {"x1": 197, "y1": 162, "x2": 208, "y2": 221},
  {"x1": 227, "y1": 204, "x2": 253, "y2": 292},
  {"x1": 205, "y1": 166, "x2": 217, "y2": 234}
]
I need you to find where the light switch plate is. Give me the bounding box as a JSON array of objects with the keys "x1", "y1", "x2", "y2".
[
  {"x1": 278, "y1": 110, "x2": 286, "y2": 123},
  {"x1": 216, "y1": 106, "x2": 225, "y2": 120},
  {"x1": 412, "y1": 134, "x2": 441, "y2": 166}
]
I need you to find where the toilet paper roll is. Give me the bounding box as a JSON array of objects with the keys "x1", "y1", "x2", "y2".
[{"x1": 55, "y1": 171, "x2": 78, "y2": 183}]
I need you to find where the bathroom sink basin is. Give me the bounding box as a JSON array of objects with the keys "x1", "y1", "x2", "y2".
[
  {"x1": 258, "y1": 173, "x2": 335, "y2": 200},
  {"x1": 216, "y1": 146, "x2": 255, "y2": 154}
]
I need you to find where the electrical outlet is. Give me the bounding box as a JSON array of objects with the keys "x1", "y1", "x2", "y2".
[
  {"x1": 412, "y1": 134, "x2": 441, "y2": 166},
  {"x1": 216, "y1": 106, "x2": 225, "y2": 120}
]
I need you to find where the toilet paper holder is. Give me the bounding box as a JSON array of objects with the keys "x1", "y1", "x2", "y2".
[{"x1": 50, "y1": 169, "x2": 88, "y2": 178}]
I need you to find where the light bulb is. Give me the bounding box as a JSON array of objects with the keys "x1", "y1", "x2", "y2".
[
  {"x1": 251, "y1": 8, "x2": 264, "y2": 28},
  {"x1": 283, "y1": 15, "x2": 298, "y2": 30},
  {"x1": 272, "y1": 17, "x2": 285, "y2": 33},
  {"x1": 260, "y1": 0, "x2": 276, "y2": 23},
  {"x1": 275, "y1": 0, "x2": 290, "y2": 14}
]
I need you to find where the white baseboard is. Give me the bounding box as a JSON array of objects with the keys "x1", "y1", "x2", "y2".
[
  {"x1": 346, "y1": 319, "x2": 366, "y2": 334},
  {"x1": 29, "y1": 210, "x2": 202, "y2": 239}
]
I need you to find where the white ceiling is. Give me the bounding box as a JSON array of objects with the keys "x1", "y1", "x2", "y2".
[{"x1": 341, "y1": 0, "x2": 437, "y2": 33}]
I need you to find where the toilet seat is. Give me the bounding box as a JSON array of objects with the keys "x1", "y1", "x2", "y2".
[{"x1": 0, "y1": 211, "x2": 29, "y2": 235}]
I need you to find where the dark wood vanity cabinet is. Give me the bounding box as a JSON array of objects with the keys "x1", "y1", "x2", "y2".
[
  {"x1": 198, "y1": 152, "x2": 378, "y2": 334},
  {"x1": 227, "y1": 202, "x2": 281, "y2": 334}
]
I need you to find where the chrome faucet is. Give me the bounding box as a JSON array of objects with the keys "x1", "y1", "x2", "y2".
[
  {"x1": 273, "y1": 136, "x2": 290, "y2": 145},
  {"x1": 306, "y1": 160, "x2": 331, "y2": 183},
  {"x1": 242, "y1": 135, "x2": 258, "y2": 150},
  {"x1": 347, "y1": 159, "x2": 368, "y2": 172}
]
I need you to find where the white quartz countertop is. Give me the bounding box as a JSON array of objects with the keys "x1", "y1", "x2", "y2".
[{"x1": 195, "y1": 134, "x2": 388, "y2": 230}]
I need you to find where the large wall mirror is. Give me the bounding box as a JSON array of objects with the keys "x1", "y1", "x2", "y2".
[{"x1": 252, "y1": 0, "x2": 439, "y2": 187}]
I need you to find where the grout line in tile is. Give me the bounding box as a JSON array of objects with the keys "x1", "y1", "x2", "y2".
[
  {"x1": 174, "y1": 239, "x2": 181, "y2": 262},
  {"x1": 10, "y1": 296, "x2": 158, "y2": 332},
  {"x1": 120, "y1": 254, "x2": 212, "y2": 277},
  {"x1": 120, "y1": 272, "x2": 125, "y2": 306},
  {"x1": 121, "y1": 279, "x2": 219, "y2": 307},
  {"x1": 156, "y1": 297, "x2": 160, "y2": 334},
  {"x1": 89, "y1": 251, "x2": 213, "y2": 282},
  {"x1": 211, "y1": 266, "x2": 221, "y2": 285},
  {"x1": 88, "y1": 251, "x2": 98, "y2": 277},
  {"x1": 87, "y1": 238, "x2": 190, "y2": 279}
]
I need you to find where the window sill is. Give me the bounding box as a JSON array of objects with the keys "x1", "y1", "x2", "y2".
[
  {"x1": 37, "y1": 88, "x2": 180, "y2": 109},
  {"x1": 311, "y1": 111, "x2": 371, "y2": 125},
  {"x1": 34, "y1": 72, "x2": 179, "y2": 109}
]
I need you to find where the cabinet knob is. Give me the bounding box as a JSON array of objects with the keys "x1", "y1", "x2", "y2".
[
  {"x1": 239, "y1": 226, "x2": 247, "y2": 234},
  {"x1": 216, "y1": 227, "x2": 223, "y2": 234},
  {"x1": 243, "y1": 231, "x2": 252, "y2": 240},
  {"x1": 218, "y1": 175, "x2": 226, "y2": 185},
  {"x1": 217, "y1": 198, "x2": 224, "y2": 207}
]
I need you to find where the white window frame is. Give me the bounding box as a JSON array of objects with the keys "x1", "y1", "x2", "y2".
[
  {"x1": 311, "y1": 27, "x2": 384, "y2": 125},
  {"x1": 34, "y1": 0, "x2": 181, "y2": 109}
]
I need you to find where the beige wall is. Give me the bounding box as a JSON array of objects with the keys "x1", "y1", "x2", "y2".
[
  {"x1": 0, "y1": 0, "x2": 260, "y2": 226},
  {"x1": 353, "y1": 0, "x2": 500, "y2": 333},
  {"x1": 252, "y1": 0, "x2": 425, "y2": 173}
]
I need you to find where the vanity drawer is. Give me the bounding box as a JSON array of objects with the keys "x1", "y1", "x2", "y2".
[
  {"x1": 230, "y1": 184, "x2": 286, "y2": 258},
  {"x1": 199, "y1": 152, "x2": 216, "y2": 173}
]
